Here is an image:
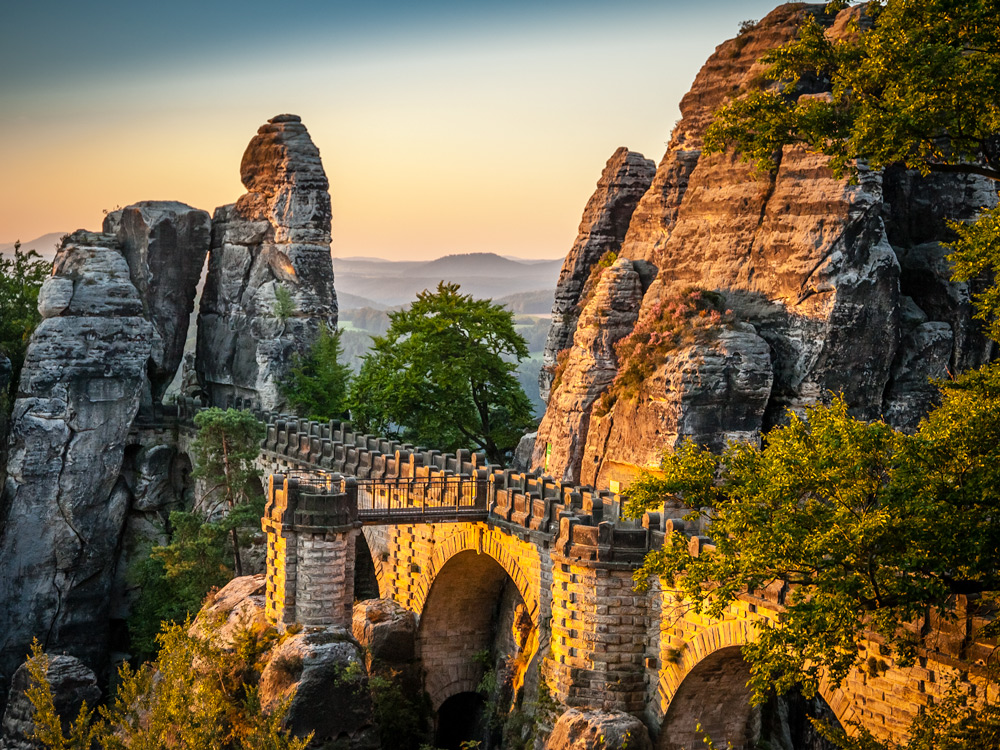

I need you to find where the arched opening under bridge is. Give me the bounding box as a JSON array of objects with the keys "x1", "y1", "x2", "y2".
[
  {"x1": 657, "y1": 646, "x2": 841, "y2": 750},
  {"x1": 417, "y1": 549, "x2": 536, "y2": 749}
]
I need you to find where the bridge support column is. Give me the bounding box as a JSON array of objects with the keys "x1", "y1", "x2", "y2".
[
  {"x1": 545, "y1": 519, "x2": 651, "y2": 714},
  {"x1": 262, "y1": 474, "x2": 360, "y2": 629}
]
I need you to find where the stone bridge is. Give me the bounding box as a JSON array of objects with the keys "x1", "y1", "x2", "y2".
[{"x1": 166, "y1": 397, "x2": 995, "y2": 749}]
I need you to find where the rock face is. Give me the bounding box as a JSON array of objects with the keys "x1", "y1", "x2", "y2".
[
  {"x1": 545, "y1": 708, "x2": 652, "y2": 750},
  {"x1": 536, "y1": 3, "x2": 996, "y2": 488},
  {"x1": 102, "y1": 201, "x2": 211, "y2": 405},
  {"x1": 1, "y1": 654, "x2": 100, "y2": 750},
  {"x1": 197, "y1": 114, "x2": 338, "y2": 411},
  {"x1": 0, "y1": 231, "x2": 152, "y2": 697},
  {"x1": 532, "y1": 258, "x2": 643, "y2": 483},
  {"x1": 539, "y1": 148, "x2": 655, "y2": 402},
  {"x1": 352, "y1": 598, "x2": 417, "y2": 665}
]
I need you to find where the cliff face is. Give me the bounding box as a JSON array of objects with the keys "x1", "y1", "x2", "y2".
[
  {"x1": 0, "y1": 232, "x2": 153, "y2": 689},
  {"x1": 197, "y1": 114, "x2": 338, "y2": 411},
  {"x1": 539, "y1": 148, "x2": 655, "y2": 403},
  {"x1": 102, "y1": 201, "x2": 211, "y2": 405},
  {"x1": 535, "y1": 3, "x2": 996, "y2": 488}
]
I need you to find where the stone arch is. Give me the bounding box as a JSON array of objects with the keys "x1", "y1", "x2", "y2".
[
  {"x1": 416, "y1": 545, "x2": 537, "y2": 711},
  {"x1": 353, "y1": 531, "x2": 381, "y2": 601},
  {"x1": 656, "y1": 620, "x2": 858, "y2": 749},
  {"x1": 410, "y1": 523, "x2": 539, "y2": 622}
]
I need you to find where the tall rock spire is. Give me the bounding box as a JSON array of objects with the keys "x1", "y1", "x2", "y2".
[{"x1": 197, "y1": 114, "x2": 338, "y2": 411}]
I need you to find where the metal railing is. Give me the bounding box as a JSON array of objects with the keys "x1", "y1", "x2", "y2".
[{"x1": 356, "y1": 478, "x2": 490, "y2": 524}]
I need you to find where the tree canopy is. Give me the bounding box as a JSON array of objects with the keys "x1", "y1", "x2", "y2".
[
  {"x1": 190, "y1": 408, "x2": 266, "y2": 577},
  {"x1": 281, "y1": 323, "x2": 352, "y2": 422},
  {"x1": 0, "y1": 242, "x2": 51, "y2": 403},
  {"x1": 349, "y1": 282, "x2": 535, "y2": 465}
]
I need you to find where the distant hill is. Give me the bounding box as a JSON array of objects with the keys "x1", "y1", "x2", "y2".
[
  {"x1": 335, "y1": 291, "x2": 388, "y2": 311},
  {"x1": 494, "y1": 289, "x2": 555, "y2": 315},
  {"x1": 334, "y1": 252, "x2": 563, "y2": 308},
  {"x1": 0, "y1": 232, "x2": 66, "y2": 261}
]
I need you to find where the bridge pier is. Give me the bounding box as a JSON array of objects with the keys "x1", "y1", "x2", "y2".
[{"x1": 262, "y1": 474, "x2": 360, "y2": 629}]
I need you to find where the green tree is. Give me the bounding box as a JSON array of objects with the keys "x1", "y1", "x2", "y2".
[
  {"x1": 127, "y1": 511, "x2": 231, "y2": 659},
  {"x1": 0, "y1": 241, "x2": 51, "y2": 403},
  {"x1": 281, "y1": 323, "x2": 352, "y2": 421},
  {"x1": 25, "y1": 623, "x2": 310, "y2": 750},
  {"x1": 349, "y1": 282, "x2": 535, "y2": 465},
  {"x1": 190, "y1": 408, "x2": 266, "y2": 577}
]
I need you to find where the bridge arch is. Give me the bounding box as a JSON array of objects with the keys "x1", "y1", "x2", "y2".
[
  {"x1": 655, "y1": 618, "x2": 857, "y2": 749},
  {"x1": 413, "y1": 527, "x2": 540, "y2": 713},
  {"x1": 410, "y1": 524, "x2": 539, "y2": 622}
]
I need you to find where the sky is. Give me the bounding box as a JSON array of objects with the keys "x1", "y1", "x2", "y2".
[{"x1": 1, "y1": 0, "x2": 788, "y2": 261}]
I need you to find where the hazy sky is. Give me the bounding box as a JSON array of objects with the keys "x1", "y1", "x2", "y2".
[{"x1": 1, "y1": 0, "x2": 786, "y2": 260}]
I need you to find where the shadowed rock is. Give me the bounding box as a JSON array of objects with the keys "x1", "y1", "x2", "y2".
[
  {"x1": 0, "y1": 231, "x2": 152, "y2": 707},
  {"x1": 103, "y1": 201, "x2": 211, "y2": 404}
]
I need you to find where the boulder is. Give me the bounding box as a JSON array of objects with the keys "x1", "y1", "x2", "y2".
[
  {"x1": 0, "y1": 231, "x2": 152, "y2": 702},
  {"x1": 352, "y1": 598, "x2": 417, "y2": 665},
  {"x1": 197, "y1": 114, "x2": 338, "y2": 411},
  {"x1": 539, "y1": 148, "x2": 655, "y2": 402},
  {"x1": 190, "y1": 574, "x2": 268, "y2": 648},
  {"x1": 1, "y1": 654, "x2": 100, "y2": 750},
  {"x1": 103, "y1": 201, "x2": 211, "y2": 404},
  {"x1": 544, "y1": 708, "x2": 652, "y2": 750},
  {"x1": 259, "y1": 628, "x2": 377, "y2": 749}
]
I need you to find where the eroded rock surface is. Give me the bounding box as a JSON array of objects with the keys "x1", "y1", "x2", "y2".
[
  {"x1": 537, "y1": 3, "x2": 995, "y2": 487},
  {"x1": 539, "y1": 148, "x2": 655, "y2": 402},
  {"x1": 544, "y1": 708, "x2": 652, "y2": 750},
  {"x1": 197, "y1": 114, "x2": 338, "y2": 411},
  {"x1": 352, "y1": 598, "x2": 417, "y2": 665},
  {"x1": 103, "y1": 201, "x2": 210, "y2": 404},
  {"x1": 532, "y1": 258, "x2": 642, "y2": 483},
  {"x1": 1, "y1": 654, "x2": 100, "y2": 750},
  {"x1": 0, "y1": 231, "x2": 152, "y2": 698}
]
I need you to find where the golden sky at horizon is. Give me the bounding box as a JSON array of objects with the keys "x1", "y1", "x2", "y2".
[{"x1": 1, "y1": 1, "x2": 786, "y2": 261}]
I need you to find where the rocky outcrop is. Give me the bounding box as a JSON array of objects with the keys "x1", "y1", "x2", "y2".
[
  {"x1": 0, "y1": 231, "x2": 152, "y2": 698},
  {"x1": 537, "y1": 3, "x2": 995, "y2": 487},
  {"x1": 539, "y1": 148, "x2": 655, "y2": 402},
  {"x1": 1, "y1": 654, "x2": 100, "y2": 750},
  {"x1": 544, "y1": 708, "x2": 652, "y2": 750},
  {"x1": 102, "y1": 201, "x2": 211, "y2": 405},
  {"x1": 197, "y1": 114, "x2": 338, "y2": 411},
  {"x1": 532, "y1": 258, "x2": 643, "y2": 483},
  {"x1": 352, "y1": 598, "x2": 417, "y2": 665}
]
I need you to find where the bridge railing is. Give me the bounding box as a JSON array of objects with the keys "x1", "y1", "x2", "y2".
[{"x1": 357, "y1": 477, "x2": 489, "y2": 524}]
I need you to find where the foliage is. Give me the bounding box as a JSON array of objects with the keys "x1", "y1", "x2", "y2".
[
  {"x1": 349, "y1": 282, "x2": 535, "y2": 464},
  {"x1": 281, "y1": 323, "x2": 352, "y2": 421},
  {"x1": 190, "y1": 408, "x2": 266, "y2": 577},
  {"x1": 594, "y1": 288, "x2": 733, "y2": 417},
  {"x1": 0, "y1": 241, "x2": 51, "y2": 402},
  {"x1": 704, "y1": 0, "x2": 1000, "y2": 332},
  {"x1": 26, "y1": 623, "x2": 310, "y2": 750},
  {"x1": 127, "y1": 511, "x2": 231, "y2": 660},
  {"x1": 272, "y1": 284, "x2": 296, "y2": 323},
  {"x1": 369, "y1": 670, "x2": 431, "y2": 750},
  {"x1": 626, "y1": 374, "x2": 1000, "y2": 700}
]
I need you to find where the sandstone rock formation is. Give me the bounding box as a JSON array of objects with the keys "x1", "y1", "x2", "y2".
[
  {"x1": 535, "y1": 3, "x2": 997, "y2": 488},
  {"x1": 352, "y1": 598, "x2": 417, "y2": 665},
  {"x1": 544, "y1": 708, "x2": 652, "y2": 750},
  {"x1": 197, "y1": 114, "x2": 338, "y2": 411},
  {"x1": 539, "y1": 148, "x2": 655, "y2": 402},
  {"x1": 532, "y1": 258, "x2": 643, "y2": 483},
  {"x1": 103, "y1": 201, "x2": 211, "y2": 405},
  {"x1": 0, "y1": 231, "x2": 152, "y2": 697},
  {"x1": 1, "y1": 654, "x2": 99, "y2": 750}
]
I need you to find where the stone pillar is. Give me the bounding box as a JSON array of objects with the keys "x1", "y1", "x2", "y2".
[
  {"x1": 262, "y1": 473, "x2": 360, "y2": 629},
  {"x1": 544, "y1": 517, "x2": 650, "y2": 714}
]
